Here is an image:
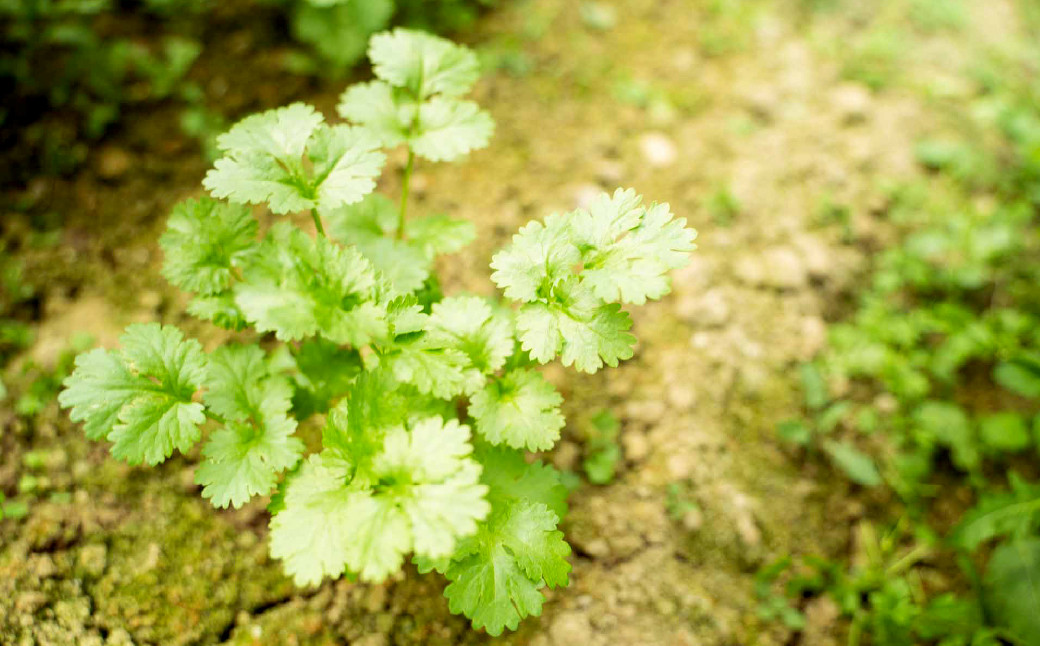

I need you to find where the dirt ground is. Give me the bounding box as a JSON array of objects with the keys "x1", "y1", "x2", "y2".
[{"x1": 0, "y1": 0, "x2": 1022, "y2": 644}]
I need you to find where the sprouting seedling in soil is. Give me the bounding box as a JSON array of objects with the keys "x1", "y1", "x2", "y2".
[{"x1": 58, "y1": 28, "x2": 698, "y2": 636}]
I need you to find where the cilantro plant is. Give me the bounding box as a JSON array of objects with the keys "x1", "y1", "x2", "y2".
[{"x1": 58, "y1": 29, "x2": 696, "y2": 635}]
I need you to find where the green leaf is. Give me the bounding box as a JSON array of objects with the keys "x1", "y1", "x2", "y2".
[
  {"x1": 953, "y1": 473, "x2": 1040, "y2": 551},
  {"x1": 404, "y1": 214, "x2": 475, "y2": 257},
  {"x1": 994, "y1": 359, "x2": 1040, "y2": 398},
  {"x1": 822, "y1": 440, "x2": 882, "y2": 486},
  {"x1": 195, "y1": 419, "x2": 303, "y2": 509},
  {"x1": 443, "y1": 500, "x2": 570, "y2": 636},
  {"x1": 382, "y1": 337, "x2": 479, "y2": 399},
  {"x1": 516, "y1": 296, "x2": 635, "y2": 373},
  {"x1": 325, "y1": 193, "x2": 431, "y2": 293},
  {"x1": 336, "y1": 80, "x2": 412, "y2": 149},
  {"x1": 195, "y1": 345, "x2": 303, "y2": 508},
  {"x1": 490, "y1": 213, "x2": 580, "y2": 303},
  {"x1": 159, "y1": 197, "x2": 257, "y2": 295},
  {"x1": 369, "y1": 28, "x2": 480, "y2": 99},
  {"x1": 979, "y1": 412, "x2": 1031, "y2": 453},
  {"x1": 476, "y1": 445, "x2": 569, "y2": 520},
  {"x1": 203, "y1": 103, "x2": 385, "y2": 214},
  {"x1": 290, "y1": 0, "x2": 392, "y2": 67},
  {"x1": 428, "y1": 296, "x2": 513, "y2": 374},
  {"x1": 270, "y1": 417, "x2": 489, "y2": 585},
  {"x1": 913, "y1": 401, "x2": 979, "y2": 473},
  {"x1": 470, "y1": 369, "x2": 564, "y2": 451},
  {"x1": 321, "y1": 369, "x2": 410, "y2": 473},
  {"x1": 983, "y1": 539, "x2": 1040, "y2": 646},
  {"x1": 234, "y1": 223, "x2": 386, "y2": 345},
  {"x1": 187, "y1": 292, "x2": 248, "y2": 330},
  {"x1": 571, "y1": 189, "x2": 696, "y2": 305},
  {"x1": 284, "y1": 339, "x2": 363, "y2": 418},
  {"x1": 411, "y1": 98, "x2": 494, "y2": 162},
  {"x1": 58, "y1": 323, "x2": 207, "y2": 466},
  {"x1": 491, "y1": 188, "x2": 692, "y2": 372},
  {"x1": 776, "y1": 419, "x2": 812, "y2": 445},
  {"x1": 268, "y1": 454, "x2": 386, "y2": 585},
  {"x1": 799, "y1": 362, "x2": 829, "y2": 410}
]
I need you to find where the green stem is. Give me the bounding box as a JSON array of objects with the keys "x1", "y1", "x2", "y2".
[
  {"x1": 311, "y1": 208, "x2": 326, "y2": 237},
  {"x1": 397, "y1": 148, "x2": 415, "y2": 240}
]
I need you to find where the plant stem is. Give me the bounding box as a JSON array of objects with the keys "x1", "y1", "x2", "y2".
[
  {"x1": 311, "y1": 208, "x2": 326, "y2": 237},
  {"x1": 397, "y1": 148, "x2": 415, "y2": 239}
]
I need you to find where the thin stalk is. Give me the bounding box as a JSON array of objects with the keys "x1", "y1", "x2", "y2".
[
  {"x1": 311, "y1": 208, "x2": 326, "y2": 237},
  {"x1": 397, "y1": 148, "x2": 415, "y2": 239}
]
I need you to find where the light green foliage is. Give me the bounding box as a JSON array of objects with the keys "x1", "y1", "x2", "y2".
[
  {"x1": 159, "y1": 197, "x2": 258, "y2": 295},
  {"x1": 270, "y1": 417, "x2": 488, "y2": 584},
  {"x1": 325, "y1": 193, "x2": 475, "y2": 293},
  {"x1": 60, "y1": 29, "x2": 694, "y2": 634},
  {"x1": 290, "y1": 0, "x2": 394, "y2": 69},
  {"x1": 470, "y1": 369, "x2": 564, "y2": 451},
  {"x1": 337, "y1": 28, "x2": 493, "y2": 162},
  {"x1": 195, "y1": 346, "x2": 304, "y2": 509},
  {"x1": 204, "y1": 103, "x2": 385, "y2": 214},
  {"x1": 58, "y1": 323, "x2": 207, "y2": 466},
  {"x1": 234, "y1": 223, "x2": 386, "y2": 346},
  {"x1": 492, "y1": 189, "x2": 696, "y2": 372},
  {"x1": 983, "y1": 539, "x2": 1040, "y2": 645},
  {"x1": 582, "y1": 409, "x2": 621, "y2": 484}
]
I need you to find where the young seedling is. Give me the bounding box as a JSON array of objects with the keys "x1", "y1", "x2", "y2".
[{"x1": 59, "y1": 28, "x2": 697, "y2": 635}]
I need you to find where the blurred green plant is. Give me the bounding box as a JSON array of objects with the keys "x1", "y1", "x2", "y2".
[
  {"x1": 770, "y1": 15, "x2": 1040, "y2": 644},
  {"x1": 583, "y1": 409, "x2": 621, "y2": 484}
]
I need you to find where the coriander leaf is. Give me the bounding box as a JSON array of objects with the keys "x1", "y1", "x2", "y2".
[
  {"x1": 443, "y1": 500, "x2": 570, "y2": 636},
  {"x1": 203, "y1": 103, "x2": 324, "y2": 214},
  {"x1": 203, "y1": 104, "x2": 384, "y2": 214},
  {"x1": 383, "y1": 338, "x2": 479, "y2": 399},
  {"x1": 160, "y1": 197, "x2": 257, "y2": 295},
  {"x1": 268, "y1": 454, "x2": 385, "y2": 585},
  {"x1": 411, "y1": 98, "x2": 494, "y2": 162},
  {"x1": 285, "y1": 339, "x2": 362, "y2": 418},
  {"x1": 59, "y1": 323, "x2": 207, "y2": 465},
  {"x1": 490, "y1": 213, "x2": 579, "y2": 303},
  {"x1": 308, "y1": 125, "x2": 387, "y2": 211},
  {"x1": 369, "y1": 28, "x2": 480, "y2": 99},
  {"x1": 476, "y1": 445, "x2": 568, "y2": 519},
  {"x1": 572, "y1": 189, "x2": 696, "y2": 305},
  {"x1": 195, "y1": 418, "x2": 303, "y2": 509},
  {"x1": 271, "y1": 417, "x2": 488, "y2": 584},
  {"x1": 187, "y1": 293, "x2": 248, "y2": 330},
  {"x1": 234, "y1": 224, "x2": 386, "y2": 345},
  {"x1": 325, "y1": 194, "x2": 431, "y2": 293},
  {"x1": 203, "y1": 345, "x2": 286, "y2": 421},
  {"x1": 322, "y1": 369, "x2": 409, "y2": 473},
  {"x1": 516, "y1": 296, "x2": 635, "y2": 373},
  {"x1": 470, "y1": 369, "x2": 564, "y2": 451},
  {"x1": 336, "y1": 80, "x2": 411, "y2": 148},
  {"x1": 197, "y1": 346, "x2": 303, "y2": 508},
  {"x1": 404, "y1": 214, "x2": 475, "y2": 256},
  {"x1": 290, "y1": 0, "x2": 392, "y2": 67},
  {"x1": 428, "y1": 296, "x2": 513, "y2": 374}
]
